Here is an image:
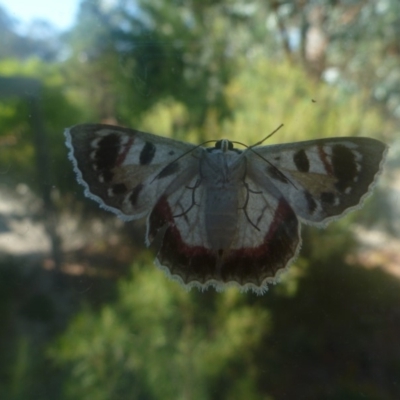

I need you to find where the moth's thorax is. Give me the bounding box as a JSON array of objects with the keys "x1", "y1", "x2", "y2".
[{"x1": 201, "y1": 150, "x2": 245, "y2": 187}]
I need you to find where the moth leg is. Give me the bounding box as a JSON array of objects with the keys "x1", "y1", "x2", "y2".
[
  {"x1": 239, "y1": 181, "x2": 262, "y2": 231},
  {"x1": 173, "y1": 178, "x2": 202, "y2": 218}
]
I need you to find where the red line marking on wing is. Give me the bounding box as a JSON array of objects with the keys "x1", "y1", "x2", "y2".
[
  {"x1": 318, "y1": 144, "x2": 333, "y2": 175},
  {"x1": 229, "y1": 198, "x2": 295, "y2": 260},
  {"x1": 150, "y1": 195, "x2": 298, "y2": 286},
  {"x1": 116, "y1": 137, "x2": 134, "y2": 166},
  {"x1": 152, "y1": 196, "x2": 212, "y2": 257}
]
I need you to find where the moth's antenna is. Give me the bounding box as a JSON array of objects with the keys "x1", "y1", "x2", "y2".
[
  {"x1": 223, "y1": 124, "x2": 295, "y2": 188},
  {"x1": 238, "y1": 123, "x2": 298, "y2": 191},
  {"x1": 152, "y1": 141, "x2": 213, "y2": 182},
  {"x1": 154, "y1": 124, "x2": 286, "y2": 183},
  {"x1": 228, "y1": 124, "x2": 285, "y2": 150},
  {"x1": 250, "y1": 123, "x2": 284, "y2": 148}
]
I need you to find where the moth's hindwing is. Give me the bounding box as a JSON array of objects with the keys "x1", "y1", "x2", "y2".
[
  {"x1": 249, "y1": 137, "x2": 388, "y2": 226},
  {"x1": 148, "y1": 193, "x2": 300, "y2": 292}
]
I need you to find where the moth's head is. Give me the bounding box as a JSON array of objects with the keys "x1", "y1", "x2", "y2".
[
  {"x1": 208, "y1": 139, "x2": 242, "y2": 154},
  {"x1": 215, "y1": 139, "x2": 233, "y2": 152}
]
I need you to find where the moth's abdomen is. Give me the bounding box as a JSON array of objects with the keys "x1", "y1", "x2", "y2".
[{"x1": 205, "y1": 187, "x2": 238, "y2": 251}]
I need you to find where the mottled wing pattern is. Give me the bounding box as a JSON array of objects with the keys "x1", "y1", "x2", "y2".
[
  {"x1": 249, "y1": 137, "x2": 388, "y2": 226},
  {"x1": 65, "y1": 124, "x2": 199, "y2": 220}
]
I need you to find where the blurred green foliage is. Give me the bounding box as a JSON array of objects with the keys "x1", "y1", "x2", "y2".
[
  {"x1": 50, "y1": 260, "x2": 271, "y2": 400},
  {"x1": 47, "y1": 255, "x2": 400, "y2": 400},
  {"x1": 0, "y1": 0, "x2": 399, "y2": 399}
]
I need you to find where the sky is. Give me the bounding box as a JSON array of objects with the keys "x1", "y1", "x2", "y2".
[{"x1": 0, "y1": 0, "x2": 81, "y2": 31}]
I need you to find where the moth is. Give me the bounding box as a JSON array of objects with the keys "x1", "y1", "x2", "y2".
[{"x1": 65, "y1": 124, "x2": 387, "y2": 294}]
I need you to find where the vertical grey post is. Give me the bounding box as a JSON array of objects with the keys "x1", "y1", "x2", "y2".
[{"x1": 0, "y1": 76, "x2": 63, "y2": 276}]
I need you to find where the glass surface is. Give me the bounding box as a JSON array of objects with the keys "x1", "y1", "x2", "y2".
[{"x1": 0, "y1": 1, "x2": 399, "y2": 399}]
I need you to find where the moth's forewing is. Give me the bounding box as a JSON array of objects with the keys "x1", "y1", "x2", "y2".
[
  {"x1": 251, "y1": 137, "x2": 388, "y2": 226},
  {"x1": 65, "y1": 124, "x2": 197, "y2": 220}
]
